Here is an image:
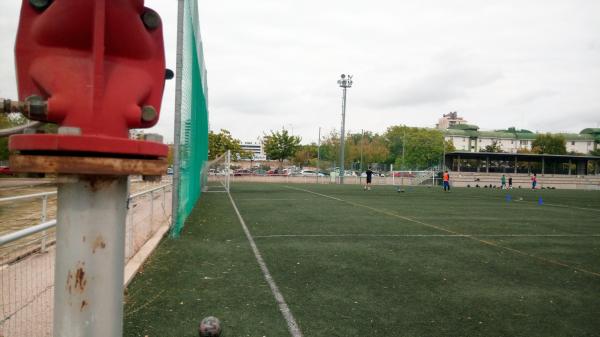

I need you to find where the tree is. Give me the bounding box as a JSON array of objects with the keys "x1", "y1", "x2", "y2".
[
  {"x1": 0, "y1": 113, "x2": 27, "y2": 161},
  {"x1": 531, "y1": 133, "x2": 566, "y2": 155},
  {"x1": 346, "y1": 131, "x2": 389, "y2": 171},
  {"x1": 263, "y1": 129, "x2": 301, "y2": 168},
  {"x1": 384, "y1": 126, "x2": 449, "y2": 170},
  {"x1": 208, "y1": 129, "x2": 248, "y2": 160},
  {"x1": 481, "y1": 140, "x2": 503, "y2": 153},
  {"x1": 292, "y1": 144, "x2": 318, "y2": 167}
]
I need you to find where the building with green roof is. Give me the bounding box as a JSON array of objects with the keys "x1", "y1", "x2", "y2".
[{"x1": 443, "y1": 124, "x2": 598, "y2": 154}]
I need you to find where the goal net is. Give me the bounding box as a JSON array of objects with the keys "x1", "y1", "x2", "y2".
[
  {"x1": 201, "y1": 150, "x2": 231, "y2": 192},
  {"x1": 391, "y1": 170, "x2": 438, "y2": 187}
]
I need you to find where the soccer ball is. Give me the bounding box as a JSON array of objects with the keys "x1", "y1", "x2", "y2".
[{"x1": 199, "y1": 316, "x2": 221, "y2": 337}]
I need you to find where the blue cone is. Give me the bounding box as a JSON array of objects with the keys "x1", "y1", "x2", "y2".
[
  {"x1": 505, "y1": 194, "x2": 512, "y2": 202},
  {"x1": 538, "y1": 196, "x2": 543, "y2": 205}
]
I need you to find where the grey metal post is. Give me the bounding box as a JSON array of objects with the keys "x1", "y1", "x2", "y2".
[
  {"x1": 41, "y1": 195, "x2": 48, "y2": 252},
  {"x1": 442, "y1": 138, "x2": 446, "y2": 170},
  {"x1": 486, "y1": 156, "x2": 490, "y2": 173},
  {"x1": 339, "y1": 86, "x2": 347, "y2": 184},
  {"x1": 402, "y1": 129, "x2": 406, "y2": 170},
  {"x1": 317, "y1": 127, "x2": 321, "y2": 184},
  {"x1": 53, "y1": 176, "x2": 128, "y2": 337},
  {"x1": 150, "y1": 190, "x2": 155, "y2": 226},
  {"x1": 337, "y1": 74, "x2": 353, "y2": 184},
  {"x1": 171, "y1": 0, "x2": 185, "y2": 234},
  {"x1": 542, "y1": 156, "x2": 545, "y2": 175},
  {"x1": 360, "y1": 129, "x2": 364, "y2": 173}
]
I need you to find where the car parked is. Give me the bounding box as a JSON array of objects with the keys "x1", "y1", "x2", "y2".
[
  {"x1": 393, "y1": 172, "x2": 415, "y2": 178},
  {"x1": 300, "y1": 170, "x2": 324, "y2": 177},
  {"x1": 233, "y1": 169, "x2": 253, "y2": 176},
  {"x1": 0, "y1": 166, "x2": 12, "y2": 175}
]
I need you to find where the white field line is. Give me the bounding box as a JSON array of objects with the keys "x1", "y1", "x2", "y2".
[
  {"x1": 284, "y1": 185, "x2": 600, "y2": 279},
  {"x1": 519, "y1": 200, "x2": 600, "y2": 212},
  {"x1": 254, "y1": 233, "x2": 600, "y2": 239},
  {"x1": 227, "y1": 192, "x2": 303, "y2": 337},
  {"x1": 236, "y1": 198, "x2": 311, "y2": 201},
  {"x1": 450, "y1": 193, "x2": 600, "y2": 213}
]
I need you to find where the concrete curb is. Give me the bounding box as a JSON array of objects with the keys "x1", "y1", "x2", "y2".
[{"x1": 124, "y1": 224, "x2": 170, "y2": 287}]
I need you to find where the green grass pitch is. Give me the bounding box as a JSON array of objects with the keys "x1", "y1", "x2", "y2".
[{"x1": 124, "y1": 183, "x2": 600, "y2": 337}]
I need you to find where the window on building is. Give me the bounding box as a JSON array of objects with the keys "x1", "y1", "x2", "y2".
[{"x1": 520, "y1": 140, "x2": 528, "y2": 146}]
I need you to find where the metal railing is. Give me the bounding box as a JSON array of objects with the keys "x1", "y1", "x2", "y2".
[{"x1": 0, "y1": 181, "x2": 172, "y2": 337}]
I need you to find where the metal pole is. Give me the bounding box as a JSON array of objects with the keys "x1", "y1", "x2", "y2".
[
  {"x1": 41, "y1": 195, "x2": 48, "y2": 252},
  {"x1": 339, "y1": 86, "x2": 347, "y2": 184},
  {"x1": 317, "y1": 127, "x2": 321, "y2": 184},
  {"x1": 171, "y1": 0, "x2": 185, "y2": 235},
  {"x1": 402, "y1": 129, "x2": 406, "y2": 170},
  {"x1": 150, "y1": 190, "x2": 155, "y2": 226},
  {"x1": 360, "y1": 129, "x2": 364, "y2": 173},
  {"x1": 53, "y1": 175, "x2": 128, "y2": 337},
  {"x1": 442, "y1": 138, "x2": 446, "y2": 170}
]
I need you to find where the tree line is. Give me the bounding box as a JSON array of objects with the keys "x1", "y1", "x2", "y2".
[
  {"x1": 209, "y1": 126, "x2": 457, "y2": 171},
  {"x1": 209, "y1": 127, "x2": 592, "y2": 171}
]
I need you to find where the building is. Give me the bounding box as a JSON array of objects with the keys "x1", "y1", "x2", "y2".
[
  {"x1": 240, "y1": 140, "x2": 266, "y2": 160},
  {"x1": 443, "y1": 125, "x2": 600, "y2": 154},
  {"x1": 436, "y1": 111, "x2": 468, "y2": 130}
]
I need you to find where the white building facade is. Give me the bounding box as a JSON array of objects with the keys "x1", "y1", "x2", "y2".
[
  {"x1": 443, "y1": 125, "x2": 599, "y2": 154},
  {"x1": 240, "y1": 141, "x2": 266, "y2": 160}
]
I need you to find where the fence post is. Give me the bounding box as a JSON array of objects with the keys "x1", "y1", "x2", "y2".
[
  {"x1": 150, "y1": 190, "x2": 155, "y2": 227},
  {"x1": 41, "y1": 194, "x2": 48, "y2": 252}
]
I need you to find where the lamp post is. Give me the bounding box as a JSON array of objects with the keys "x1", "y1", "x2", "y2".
[
  {"x1": 317, "y1": 126, "x2": 321, "y2": 183},
  {"x1": 337, "y1": 74, "x2": 353, "y2": 184}
]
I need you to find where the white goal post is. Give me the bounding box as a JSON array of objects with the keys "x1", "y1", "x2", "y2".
[
  {"x1": 201, "y1": 150, "x2": 231, "y2": 193},
  {"x1": 390, "y1": 167, "x2": 438, "y2": 187}
]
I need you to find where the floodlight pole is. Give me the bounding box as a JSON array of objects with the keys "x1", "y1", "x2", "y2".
[
  {"x1": 360, "y1": 129, "x2": 364, "y2": 173},
  {"x1": 317, "y1": 127, "x2": 321, "y2": 183},
  {"x1": 337, "y1": 74, "x2": 353, "y2": 184}
]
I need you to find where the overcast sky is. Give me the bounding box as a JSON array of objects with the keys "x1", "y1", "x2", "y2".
[{"x1": 1, "y1": 1, "x2": 599, "y2": 144}]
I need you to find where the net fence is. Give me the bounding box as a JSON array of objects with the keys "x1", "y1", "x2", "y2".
[
  {"x1": 391, "y1": 170, "x2": 438, "y2": 187},
  {"x1": 201, "y1": 150, "x2": 231, "y2": 193},
  {"x1": 171, "y1": 0, "x2": 209, "y2": 237}
]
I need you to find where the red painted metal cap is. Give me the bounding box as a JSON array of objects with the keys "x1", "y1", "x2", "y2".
[{"x1": 12, "y1": 0, "x2": 168, "y2": 158}]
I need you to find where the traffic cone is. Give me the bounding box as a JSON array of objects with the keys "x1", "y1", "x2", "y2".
[
  {"x1": 505, "y1": 194, "x2": 512, "y2": 202},
  {"x1": 538, "y1": 196, "x2": 543, "y2": 205}
]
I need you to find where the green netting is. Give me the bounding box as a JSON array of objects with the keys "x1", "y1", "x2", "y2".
[{"x1": 171, "y1": 0, "x2": 209, "y2": 237}]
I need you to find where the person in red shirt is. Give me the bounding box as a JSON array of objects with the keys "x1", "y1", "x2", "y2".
[
  {"x1": 443, "y1": 171, "x2": 450, "y2": 191},
  {"x1": 531, "y1": 173, "x2": 537, "y2": 190}
]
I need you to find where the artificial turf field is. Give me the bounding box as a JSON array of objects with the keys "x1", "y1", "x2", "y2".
[{"x1": 124, "y1": 183, "x2": 600, "y2": 337}]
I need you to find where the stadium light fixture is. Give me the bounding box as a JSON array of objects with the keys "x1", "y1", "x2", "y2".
[{"x1": 337, "y1": 74, "x2": 353, "y2": 184}]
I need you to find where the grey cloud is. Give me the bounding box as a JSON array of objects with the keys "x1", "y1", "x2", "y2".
[{"x1": 508, "y1": 89, "x2": 558, "y2": 105}]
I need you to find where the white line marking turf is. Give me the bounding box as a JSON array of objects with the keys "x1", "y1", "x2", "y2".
[
  {"x1": 284, "y1": 185, "x2": 600, "y2": 279},
  {"x1": 227, "y1": 192, "x2": 303, "y2": 337},
  {"x1": 254, "y1": 233, "x2": 600, "y2": 239}
]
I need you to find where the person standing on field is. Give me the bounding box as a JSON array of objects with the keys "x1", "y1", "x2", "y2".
[
  {"x1": 501, "y1": 174, "x2": 506, "y2": 189},
  {"x1": 364, "y1": 167, "x2": 373, "y2": 191},
  {"x1": 443, "y1": 171, "x2": 450, "y2": 191},
  {"x1": 531, "y1": 173, "x2": 537, "y2": 190},
  {"x1": 508, "y1": 176, "x2": 513, "y2": 189}
]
